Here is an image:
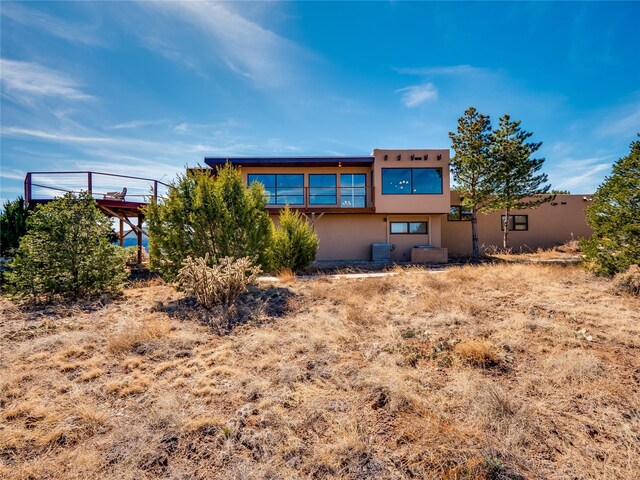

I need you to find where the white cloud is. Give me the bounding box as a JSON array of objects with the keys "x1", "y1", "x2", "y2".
[
  {"x1": 395, "y1": 65, "x2": 494, "y2": 77},
  {"x1": 140, "y1": 2, "x2": 306, "y2": 88},
  {"x1": 2, "y1": 127, "x2": 113, "y2": 144},
  {"x1": 597, "y1": 101, "x2": 640, "y2": 139},
  {"x1": 1, "y1": 3, "x2": 103, "y2": 46},
  {"x1": 0, "y1": 59, "x2": 93, "y2": 102},
  {"x1": 108, "y1": 119, "x2": 168, "y2": 130},
  {"x1": 397, "y1": 83, "x2": 438, "y2": 108}
]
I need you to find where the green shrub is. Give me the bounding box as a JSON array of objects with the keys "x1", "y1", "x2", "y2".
[
  {"x1": 271, "y1": 206, "x2": 319, "y2": 273},
  {"x1": 0, "y1": 196, "x2": 29, "y2": 256},
  {"x1": 176, "y1": 255, "x2": 261, "y2": 311},
  {"x1": 144, "y1": 164, "x2": 273, "y2": 280},
  {"x1": 581, "y1": 137, "x2": 639, "y2": 276},
  {"x1": 6, "y1": 192, "x2": 127, "y2": 301}
]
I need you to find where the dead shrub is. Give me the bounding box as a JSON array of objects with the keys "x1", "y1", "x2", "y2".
[
  {"x1": 545, "y1": 350, "x2": 604, "y2": 385},
  {"x1": 454, "y1": 339, "x2": 502, "y2": 368},
  {"x1": 611, "y1": 264, "x2": 640, "y2": 296},
  {"x1": 176, "y1": 255, "x2": 261, "y2": 310},
  {"x1": 108, "y1": 317, "x2": 171, "y2": 354}
]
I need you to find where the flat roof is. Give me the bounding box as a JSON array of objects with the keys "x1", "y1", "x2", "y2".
[{"x1": 204, "y1": 156, "x2": 374, "y2": 168}]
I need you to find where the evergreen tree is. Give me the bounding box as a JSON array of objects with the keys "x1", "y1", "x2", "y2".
[
  {"x1": 271, "y1": 206, "x2": 319, "y2": 273},
  {"x1": 0, "y1": 197, "x2": 29, "y2": 256},
  {"x1": 581, "y1": 137, "x2": 640, "y2": 276},
  {"x1": 448, "y1": 107, "x2": 494, "y2": 259},
  {"x1": 488, "y1": 115, "x2": 554, "y2": 250},
  {"x1": 6, "y1": 192, "x2": 127, "y2": 301},
  {"x1": 144, "y1": 164, "x2": 273, "y2": 280}
]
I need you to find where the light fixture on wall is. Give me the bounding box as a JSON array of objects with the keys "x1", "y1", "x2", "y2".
[
  {"x1": 410, "y1": 154, "x2": 415, "y2": 161},
  {"x1": 397, "y1": 154, "x2": 401, "y2": 161},
  {"x1": 424, "y1": 154, "x2": 428, "y2": 160},
  {"x1": 437, "y1": 154, "x2": 442, "y2": 161},
  {"x1": 338, "y1": 161, "x2": 342, "y2": 168},
  {"x1": 384, "y1": 154, "x2": 388, "y2": 161}
]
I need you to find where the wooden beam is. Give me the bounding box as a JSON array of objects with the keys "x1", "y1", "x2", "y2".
[{"x1": 100, "y1": 205, "x2": 148, "y2": 237}]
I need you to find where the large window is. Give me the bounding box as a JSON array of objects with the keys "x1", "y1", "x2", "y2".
[
  {"x1": 248, "y1": 174, "x2": 304, "y2": 205},
  {"x1": 381, "y1": 168, "x2": 443, "y2": 194},
  {"x1": 448, "y1": 205, "x2": 472, "y2": 221},
  {"x1": 500, "y1": 215, "x2": 528, "y2": 231},
  {"x1": 309, "y1": 174, "x2": 336, "y2": 205},
  {"x1": 340, "y1": 173, "x2": 366, "y2": 208},
  {"x1": 390, "y1": 221, "x2": 429, "y2": 234}
]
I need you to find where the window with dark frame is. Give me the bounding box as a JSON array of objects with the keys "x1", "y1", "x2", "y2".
[
  {"x1": 389, "y1": 221, "x2": 429, "y2": 234},
  {"x1": 248, "y1": 174, "x2": 304, "y2": 205},
  {"x1": 500, "y1": 214, "x2": 528, "y2": 231},
  {"x1": 448, "y1": 205, "x2": 472, "y2": 221},
  {"x1": 381, "y1": 168, "x2": 443, "y2": 195},
  {"x1": 340, "y1": 173, "x2": 366, "y2": 208},
  {"x1": 309, "y1": 174, "x2": 337, "y2": 205}
]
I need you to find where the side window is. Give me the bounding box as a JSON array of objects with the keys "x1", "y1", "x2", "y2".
[
  {"x1": 390, "y1": 221, "x2": 429, "y2": 234},
  {"x1": 500, "y1": 215, "x2": 528, "y2": 231}
]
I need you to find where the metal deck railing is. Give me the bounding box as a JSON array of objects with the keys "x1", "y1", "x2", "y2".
[{"x1": 24, "y1": 171, "x2": 170, "y2": 206}]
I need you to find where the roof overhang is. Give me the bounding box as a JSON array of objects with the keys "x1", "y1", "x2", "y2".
[{"x1": 204, "y1": 156, "x2": 374, "y2": 168}]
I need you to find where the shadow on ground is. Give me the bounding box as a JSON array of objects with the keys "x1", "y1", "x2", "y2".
[{"x1": 154, "y1": 285, "x2": 295, "y2": 335}]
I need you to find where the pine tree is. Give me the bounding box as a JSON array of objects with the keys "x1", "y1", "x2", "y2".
[
  {"x1": 581, "y1": 136, "x2": 640, "y2": 276},
  {"x1": 271, "y1": 206, "x2": 319, "y2": 273},
  {"x1": 144, "y1": 164, "x2": 273, "y2": 280},
  {"x1": 488, "y1": 115, "x2": 554, "y2": 250},
  {"x1": 449, "y1": 107, "x2": 494, "y2": 259},
  {"x1": 6, "y1": 192, "x2": 126, "y2": 301},
  {"x1": 0, "y1": 196, "x2": 29, "y2": 256}
]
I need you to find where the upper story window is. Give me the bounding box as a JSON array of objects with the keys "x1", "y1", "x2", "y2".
[
  {"x1": 248, "y1": 174, "x2": 304, "y2": 205},
  {"x1": 500, "y1": 215, "x2": 528, "y2": 231},
  {"x1": 340, "y1": 173, "x2": 366, "y2": 208},
  {"x1": 448, "y1": 205, "x2": 472, "y2": 221},
  {"x1": 381, "y1": 168, "x2": 442, "y2": 195},
  {"x1": 309, "y1": 174, "x2": 336, "y2": 205}
]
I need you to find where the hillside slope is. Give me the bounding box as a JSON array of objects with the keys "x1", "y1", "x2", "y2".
[{"x1": 1, "y1": 264, "x2": 639, "y2": 479}]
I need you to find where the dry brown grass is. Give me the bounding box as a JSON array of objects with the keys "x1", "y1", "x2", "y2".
[{"x1": 1, "y1": 263, "x2": 639, "y2": 479}]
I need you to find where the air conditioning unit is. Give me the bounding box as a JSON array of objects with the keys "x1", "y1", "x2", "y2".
[{"x1": 371, "y1": 243, "x2": 391, "y2": 263}]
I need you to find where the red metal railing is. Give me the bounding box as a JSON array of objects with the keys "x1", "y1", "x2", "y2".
[
  {"x1": 262, "y1": 186, "x2": 375, "y2": 210},
  {"x1": 24, "y1": 171, "x2": 169, "y2": 206}
]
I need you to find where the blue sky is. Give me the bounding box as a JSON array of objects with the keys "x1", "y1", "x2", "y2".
[{"x1": 1, "y1": 1, "x2": 639, "y2": 203}]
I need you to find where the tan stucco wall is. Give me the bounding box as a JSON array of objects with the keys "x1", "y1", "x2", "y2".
[
  {"x1": 442, "y1": 193, "x2": 593, "y2": 255},
  {"x1": 271, "y1": 213, "x2": 442, "y2": 261},
  {"x1": 371, "y1": 149, "x2": 450, "y2": 214}
]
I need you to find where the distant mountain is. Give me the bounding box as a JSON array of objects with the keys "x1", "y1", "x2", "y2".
[{"x1": 121, "y1": 232, "x2": 149, "y2": 250}]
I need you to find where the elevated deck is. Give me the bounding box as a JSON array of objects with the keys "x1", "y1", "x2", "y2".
[{"x1": 24, "y1": 171, "x2": 169, "y2": 264}]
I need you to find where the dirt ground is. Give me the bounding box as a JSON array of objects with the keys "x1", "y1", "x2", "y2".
[{"x1": 1, "y1": 263, "x2": 639, "y2": 479}]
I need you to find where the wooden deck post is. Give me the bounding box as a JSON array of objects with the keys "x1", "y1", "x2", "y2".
[
  {"x1": 87, "y1": 172, "x2": 92, "y2": 196},
  {"x1": 137, "y1": 215, "x2": 142, "y2": 266},
  {"x1": 119, "y1": 218, "x2": 124, "y2": 247}
]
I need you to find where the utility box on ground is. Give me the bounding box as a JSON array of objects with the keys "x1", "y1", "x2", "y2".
[
  {"x1": 411, "y1": 246, "x2": 448, "y2": 264},
  {"x1": 371, "y1": 243, "x2": 392, "y2": 263}
]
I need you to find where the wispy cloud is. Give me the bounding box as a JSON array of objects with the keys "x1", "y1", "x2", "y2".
[
  {"x1": 1, "y1": 3, "x2": 103, "y2": 46},
  {"x1": 2, "y1": 127, "x2": 114, "y2": 144},
  {"x1": 108, "y1": 119, "x2": 169, "y2": 130},
  {"x1": 140, "y1": 2, "x2": 306, "y2": 88},
  {"x1": 397, "y1": 83, "x2": 438, "y2": 108},
  {"x1": 597, "y1": 101, "x2": 640, "y2": 139},
  {"x1": 0, "y1": 59, "x2": 93, "y2": 103},
  {"x1": 549, "y1": 155, "x2": 613, "y2": 193},
  {"x1": 395, "y1": 65, "x2": 494, "y2": 77}
]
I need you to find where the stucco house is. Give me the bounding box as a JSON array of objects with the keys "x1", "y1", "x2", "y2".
[{"x1": 204, "y1": 149, "x2": 592, "y2": 262}]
